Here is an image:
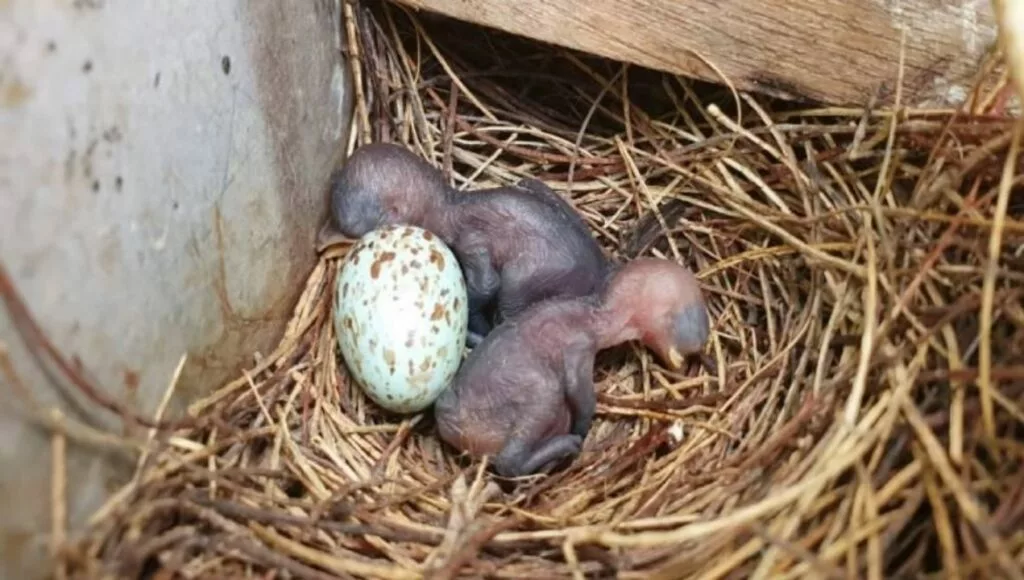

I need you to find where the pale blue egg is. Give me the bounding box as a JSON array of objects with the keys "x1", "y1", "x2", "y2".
[{"x1": 333, "y1": 224, "x2": 469, "y2": 413}]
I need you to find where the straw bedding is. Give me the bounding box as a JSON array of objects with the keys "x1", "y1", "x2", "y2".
[{"x1": 59, "y1": 1, "x2": 1024, "y2": 578}]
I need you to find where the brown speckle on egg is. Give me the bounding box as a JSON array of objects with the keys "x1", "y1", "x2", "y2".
[
  {"x1": 383, "y1": 348, "x2": 397, "y2": 374},
  {"x1": 419, "y1": 358, "x2": 431, "y2": 372},
  {"x1": 453, "y1": 297, "x2": 461, "y2": 309},
  {"x1": 440, "y1": 288, "x2": 450, "y2": 297},
  {"x1": 438, "y1": 346, "x2": 448, "y2": 359},
  {"x1": 342, "y1": 282, "x2": 349, "y2": 298},
  {"x1": 408, "y1": 359, "x2": 415, "y2": 376},
  {"x1": 431, "y1": 326, "x2": 440, "y2": 335},
  {"x1": 430, "y1": 303, "x2": 445, "y2": 321},
  {"x1": 402, "y1": 264, "x2": 409, "y2": 275},
  {"x1": 429, "y1": 249, "x2": 445, "y2": 269},
  {"x1": 370, "y1": 251, "x2": 396, "y2": 279},
  {"x1": 423, "y1": 230, "x2": 435, "y2": 241}
]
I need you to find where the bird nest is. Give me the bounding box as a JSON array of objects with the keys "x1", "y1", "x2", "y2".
[{"x1": 65, "y1": 1, "x2": 1024, "y2": 578}]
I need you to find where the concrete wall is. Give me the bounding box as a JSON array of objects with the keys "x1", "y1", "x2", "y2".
[{"x1": 0, "y1": 1, "x2": 352, "y2": 577}]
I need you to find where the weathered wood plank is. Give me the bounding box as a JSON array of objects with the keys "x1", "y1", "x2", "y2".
[{"x1": 392, "y1": 0, "x2": 998, "y2": 106}]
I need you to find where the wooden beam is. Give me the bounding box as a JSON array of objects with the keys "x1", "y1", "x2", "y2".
[{"x1": 392, "y1": 0, "x2": 998, "y2": 107}]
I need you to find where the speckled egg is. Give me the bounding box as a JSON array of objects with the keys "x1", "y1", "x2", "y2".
[{"x1": 333, "y1": 224, "x2": 469, "y2": 414}]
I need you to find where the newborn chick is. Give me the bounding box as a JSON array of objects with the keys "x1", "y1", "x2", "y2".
[
  {"x1": 327, "y1": 142, "x2": 610, "y2": 347},
  {"x1": 433, "y1": 257, "x2": 710, "y2": 478}
]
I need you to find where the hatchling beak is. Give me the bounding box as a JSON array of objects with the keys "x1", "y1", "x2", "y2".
[{"x1": 666, "y1": 347, "x2": 685, "y2": 370}]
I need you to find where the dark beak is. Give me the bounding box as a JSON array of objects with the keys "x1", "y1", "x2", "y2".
[{"x1": 316, "y1": 222, "x2": 355, "y2": 253}]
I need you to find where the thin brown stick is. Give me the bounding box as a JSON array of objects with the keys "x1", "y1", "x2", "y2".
[{"x1": 0, "y1": 263, "x2": 196, "y2": 431}]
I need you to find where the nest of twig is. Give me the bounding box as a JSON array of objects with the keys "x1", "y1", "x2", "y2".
[{"x1": 63, "y1": 1, "x2": 1024, "y2": 578}]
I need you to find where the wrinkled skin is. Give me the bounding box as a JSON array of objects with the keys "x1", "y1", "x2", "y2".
[
  {"x1": 433, "y1": 257, "x2": 711, "y2": 478},
  {"x1": 327, "y1": 143, "x2": 611, "y2": 346}
]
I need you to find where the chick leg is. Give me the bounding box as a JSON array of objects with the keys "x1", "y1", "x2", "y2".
[
  {"x1": 493, "y1": 435, "x2": 582, "y2": 478},
  {"x1": 466, "y1": 328, "x2": 485, "y2": 348},
  {"x1": 563, "y1": 340, "x2": 597, "y2": 439},
  {"x1": 459, "y1": 242, "x2": 500, "y2": 347}
]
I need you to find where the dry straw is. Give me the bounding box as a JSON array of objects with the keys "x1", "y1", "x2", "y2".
[{"x1": 53, "y1": 1, "x2": 1024, "y2": 578}]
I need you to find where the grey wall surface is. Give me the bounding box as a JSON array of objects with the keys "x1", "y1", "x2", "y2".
[{"x1": 0, "y1": 1, "x2": 352, "y2": 577}]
